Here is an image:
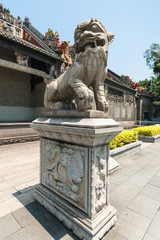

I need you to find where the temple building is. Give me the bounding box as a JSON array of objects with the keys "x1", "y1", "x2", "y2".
[{"x1": 0, "y1": 4, "x2": 153, "y2": 144}]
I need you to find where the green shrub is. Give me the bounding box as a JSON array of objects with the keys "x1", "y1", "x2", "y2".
[
  {"x1": 133, "y1": 125, "x2": 160, "y2": 136},
  {"x1": 153, "y1": 101, "x2": 160, "y2": 106},
  {"x1": 110, "y1": 130, "x2": 138, "y2": 150}
]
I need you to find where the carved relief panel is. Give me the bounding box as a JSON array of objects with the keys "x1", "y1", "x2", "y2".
[
  {"x1": 107, "y1": 87, "x2": 124, "y2": 103},
  {"x1": 90, "y1": 145, "x2": 108, "y2": 217},
  {"x1": 41, "y1": 138, "x2": 88, "y2": 213},
  {"x1": 125, "y1": 93, "x2": 135, "y2": 104}
]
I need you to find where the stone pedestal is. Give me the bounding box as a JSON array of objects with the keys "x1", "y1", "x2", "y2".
[{"x1": 31, "y1": 117, "x2": 122, "y2": 240}]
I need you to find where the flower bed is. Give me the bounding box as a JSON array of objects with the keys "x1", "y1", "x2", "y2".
[
  {"x1": 133, "y1": 125, "x2": 160, "y2": 136},
  {"x1": 110, "y1": 130, "x2": 138, "y2": 150},
  {"x1": 133, "y1": 125, "x2": 160, "y2": 142}
]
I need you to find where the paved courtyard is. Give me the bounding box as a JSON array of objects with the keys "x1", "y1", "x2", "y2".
[{"x1": 0, "y1": 140, "x2": 160, "y2": 240}]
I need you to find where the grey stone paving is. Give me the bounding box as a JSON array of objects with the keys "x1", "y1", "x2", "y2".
[{"x1": 0, "y1": 140, "x2": 160, "y2": 240}]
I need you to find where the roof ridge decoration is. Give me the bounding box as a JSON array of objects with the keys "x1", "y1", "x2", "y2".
[
  {"x1": 0, "y1": 3, "x2": 23, "y2": 38},
  {"x1": 23, "y1": 17, "x2": 75, "y2": 67},
  {"x1": 43, "y1": 28, "x2": 75, "y2": 66}
]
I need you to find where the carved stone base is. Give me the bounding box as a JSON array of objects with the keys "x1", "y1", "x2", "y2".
[
  {"x1": 41, "y1": 109, "x2": 108, "y2": 118},
  {"x1": 31, "y1": 117, "x2": 122, "y2": 239},
  {"x1": 34, "y1": 184, "x2": 117, "y2": 240}
]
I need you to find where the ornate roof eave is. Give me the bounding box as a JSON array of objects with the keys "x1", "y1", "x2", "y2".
[
  {"x1": 105, "y1": 75, "x2": 136, "y2": 94},
  {"x1": 0, "y1": 29, "x2": 63, "y2": 61},
  {"x1": 108, "y1": 68, "x2": 121, "y2": 80}
]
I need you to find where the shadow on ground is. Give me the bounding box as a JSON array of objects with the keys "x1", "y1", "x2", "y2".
[{"x1": 12, "y1": 185, "x2": 80, "y2": 240}]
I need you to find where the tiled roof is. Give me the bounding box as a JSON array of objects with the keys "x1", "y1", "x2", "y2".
[
  {"x1": 23, "y1": 25, "x2": 53, "y2": 53},
  {"x1": 23, "y1": 22, "x2": 57, "y2": 53},
  {"x1": 0, "y1": 29, "x2": 62, "y2": 61}
]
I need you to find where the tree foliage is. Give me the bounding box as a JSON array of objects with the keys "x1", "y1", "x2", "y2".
[
  {"x1": 144, "y1": 43, "x2": 160, "y2": 75},
  {"x1": 139, "y1": 43, "x2": 160, "y2": 101}
]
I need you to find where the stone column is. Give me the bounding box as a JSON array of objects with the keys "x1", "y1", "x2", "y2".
[{"x1": 31, "y1": 116, "x2": 122, "y2": 240}]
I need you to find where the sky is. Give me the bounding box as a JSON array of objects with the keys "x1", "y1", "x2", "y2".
[{"x1": 1, "y1": 0, "x2": 160, "y2": 82}]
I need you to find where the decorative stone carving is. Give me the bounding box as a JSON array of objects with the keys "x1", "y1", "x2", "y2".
[
  {"x1": 44, "y1": 18, "x2": 114, "y2": 112},
  {"x1": 41, "y1": 138, "x2": 88, "y2": 211},
  {"x1": 94, "y1": 145, "x2": 107, "y2": 213},
  {"x1": 15, "y1": 51, "x2": 29, "y2": 66},
  {"x1": 45, "y1": 144, "x2": 84, "y2": 202},
  {"x1": 125, "y1": 93, "x2": 134, "y2": 103},
  {"x1": 32, "y1": 117, "x2": 122, "y2": 239},
  {"x1": 31, "y1": 18, "x2": 122, "y2": 240},
  {"x1": 0, "y1": 136, "x2": 39, "y2": 146},
  {"x1": 107, "y1": 87, "x2": 124, "y2": 102}
]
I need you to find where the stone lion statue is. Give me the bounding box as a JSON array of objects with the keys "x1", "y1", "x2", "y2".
[{"x1": 44, "y1": 18, "x2": 114, "y2": 112}]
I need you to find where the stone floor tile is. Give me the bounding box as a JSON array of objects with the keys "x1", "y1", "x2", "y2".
[
  {"x1": 128, "y1": 194, "x2": 160, "y2": 219},
  {"x1": 0, "y1": 187, "x2": 17, "y2": 203},
  {"x1": 12, "y1": 206, "x2": 37, "y2": 228},
  {"x1": 141, "y1": 184, "x2": 160, "y2": 202},
  {"x1": 4, "y1": 213, "x2": 79, "y2": 240},
  {"x1": 3, "y1": 221, "x2": 53, "y2": 240},
  {"x1": 0, "y1": 213, "x2": 21, "y2": 239},
  {"x1": 149, "y1": 157, "x2": 160, "y2": 167},
  {"x1": 24, "y1": 201, "x2": 51, "y2": 216},
  {"x1": 127, "y1": 151, "x2": 146, "y2": 159},
  {"x1": 14, "y1": 160, "x2": 39, "y2": 172},
  {"x1": 0, "y1": 181, "x2": 12, "y2": 192},
  {"x1": 115, "y1": 156, "x2": 137, "y2": 167},
  {"x1": 12, "y1": 201, "x2": 51, "y2": 228},
  {"x1": 113, "y1": 208, "x2": 150, "y2": 240},
  {"x1": 125, "y1": 174, "x2": 150, "y2": 188},
  {"x1": 0, "y1": 168, "x2": 19, "y2": 178},
  {"x1": 117, "y1": 164, "x2": 143, "y2": 176},
  {"x1": 0, "y1": 197, "x2": 24, "y2": 218},
  {"x1": 103, "y1": 229, "x2": 127, "y2": 240},
  {"x1": 109, "y1": 171, "x2": 131, "y2": 185},
  {"x1": 147, "y1": 211, "x2": 160, "y2": 239},
  {"x1": 2, "y1": 168, "x2": 39, "y2": 187},
  {"x1": 11, "y1": 201, "x2": 81, "y2": 240},
  {"x1": 143, "y1": 233, "x2": 160, "y2": 240},
  {"x1": 136, "y1": 165, "x2": 159, "y2": 179},
  {"x1": 149, "y1": 175, "x2": 160, "y2": 188},
  {"x1": 108, "y1": 182, "x2": 119, "y2": 193},
  {"x1": 112, "y1": 181, "x2": 141, "y2": 201},
  {"x1": 110, "y1": 190, "x2": 131, "y2": 215},
  {"x1": 14, "y1": 179, "x2": 39, "y2": 194}
]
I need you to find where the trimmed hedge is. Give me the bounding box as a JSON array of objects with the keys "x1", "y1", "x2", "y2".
[
  {"x1": 133, "y1": 125, "x2": 160, "y2": 136},
  {"x1": 110, "y1": 130, "x2": 138, "y2": 150}
]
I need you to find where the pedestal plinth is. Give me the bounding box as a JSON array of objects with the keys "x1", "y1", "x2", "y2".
[{"x1": 31, "y1": 116, "x2": 122, "y2": 240}]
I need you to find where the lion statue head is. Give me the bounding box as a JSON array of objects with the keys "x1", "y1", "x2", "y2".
[{"x1": 74, "y1": 18, "x2": 114, "y2": 55}]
